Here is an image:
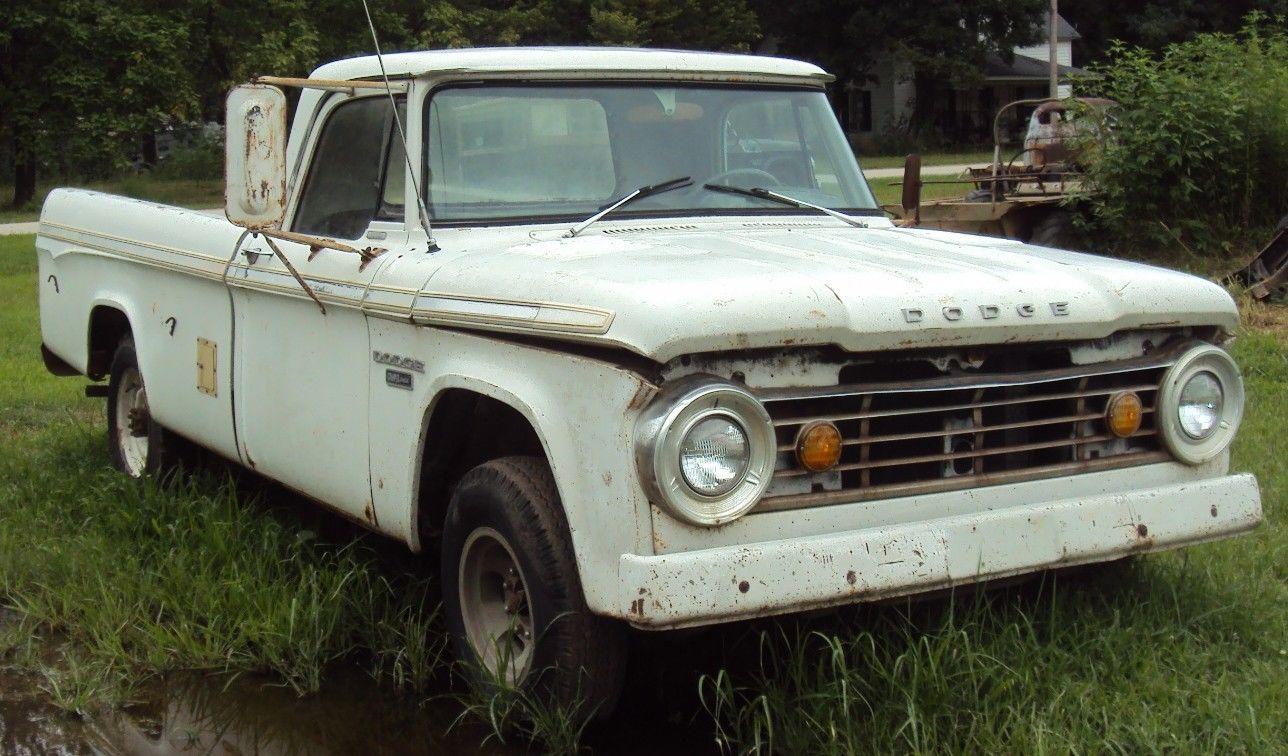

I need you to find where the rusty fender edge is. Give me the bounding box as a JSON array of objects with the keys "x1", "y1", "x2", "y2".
[{"x1": 618, "y1": 473, "x2": 1261, "y2": 630}]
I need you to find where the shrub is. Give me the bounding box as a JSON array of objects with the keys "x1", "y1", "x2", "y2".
[
  {"x1": 1077, "y1": 14, "x2": 1288, "y2": 254},
  {"x1": 151, "y1": 129, "x2": 224, "y2": 181}
]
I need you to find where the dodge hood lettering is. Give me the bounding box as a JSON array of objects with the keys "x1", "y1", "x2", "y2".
[{"x1": 424, "y1": 220, "x2": 1238, "y2": 361}]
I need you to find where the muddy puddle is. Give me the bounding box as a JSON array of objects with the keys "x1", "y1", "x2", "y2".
[
  {"x1": 0, "y1": 665, "x2": 516, "y2": 755},
  {"x1": 0, "y1": 640, "x2": 719, "y2": 754}
]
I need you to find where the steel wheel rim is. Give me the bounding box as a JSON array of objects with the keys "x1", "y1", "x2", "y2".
[
  {"x1": 458, "y1": 527, "x2": 534, "y2": 684},
  {"x1": 115, "y1": 367, "x2": 149, "y2": 477}
]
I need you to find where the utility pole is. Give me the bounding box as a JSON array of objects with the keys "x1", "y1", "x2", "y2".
[{"x1": 1049, "y1": 0, "x2": 1060, "y2": 98}]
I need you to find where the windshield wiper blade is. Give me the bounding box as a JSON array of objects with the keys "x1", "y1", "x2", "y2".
[
  {"x1": 702, "y1": 184, "x2": 869, "y2": 229},
  {"x1": 565, "y1": 176, "x2": 693, "y2": 237}
]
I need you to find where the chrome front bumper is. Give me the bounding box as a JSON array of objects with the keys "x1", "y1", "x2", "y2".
[{"x1": 619, "y1": 473, "x2": 1261, "y2": 629}]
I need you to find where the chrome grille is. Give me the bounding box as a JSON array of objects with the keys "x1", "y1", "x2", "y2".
[{"x1": 755, "y1": 356, "x2": 1172, "y2": 512}]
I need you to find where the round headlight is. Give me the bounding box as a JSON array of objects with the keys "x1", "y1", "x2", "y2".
[
  {"x1": 635, "y1": 379, "x2": 776, "y2": 527},
  {"x1": 678, "y1": 416, "x2": 750, "y2": 496},
  {"x1": 1177, "y1": 371, "x2": 1223, "y2": 439},
  {"x1": 1158, "y1": 343, "x2": 1243, "y2": 465}
]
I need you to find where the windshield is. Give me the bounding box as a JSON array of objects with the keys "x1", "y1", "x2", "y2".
[{"x1": 424, "y1": 84, "x2": 877, "y2": 223}]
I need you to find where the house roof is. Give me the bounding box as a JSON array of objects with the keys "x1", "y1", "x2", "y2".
[
  {"x1": 310, "y1": 47, "x2": 832, "y2": 84},
  {"x1": 984, "y1": 52, "x2": 1087, "y2": 82},
  {"x1": 1038, "y1": 13, "x2": 1081, "y2": 41}
]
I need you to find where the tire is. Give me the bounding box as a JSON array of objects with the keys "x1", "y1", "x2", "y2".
[
  {"x1": 1028, "y1": 209, "x2": 1079, "y2": 249},
  {"x1": 441, "y1": 456, "x2": 626, "y2": 720},
  {"x1": 106, "y1": 338, "x2": 184, "y2": 480}
]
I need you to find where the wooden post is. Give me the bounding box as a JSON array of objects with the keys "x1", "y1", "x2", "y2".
[{"x1": 1049, "y1": 0, "x2": 1060, "y2": 98}]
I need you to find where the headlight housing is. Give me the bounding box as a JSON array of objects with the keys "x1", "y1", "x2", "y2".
[
  {"x1": 1158, "y1": 344, "x2": 1244, "y2": 465},
  {"x1": 635, "y1": 379, "x2": 775, "y2": 526}
]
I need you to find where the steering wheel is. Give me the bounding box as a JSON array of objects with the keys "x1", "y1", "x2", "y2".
[{"x1": 704, "y1": 167, "x2": 781, "y2": 188}]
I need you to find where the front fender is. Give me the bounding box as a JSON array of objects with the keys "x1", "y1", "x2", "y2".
[{"x1": 366, "y1": 319, "x2": 658, "y2": 616}]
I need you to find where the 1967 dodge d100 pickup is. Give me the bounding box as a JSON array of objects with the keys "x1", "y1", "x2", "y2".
[{"x1": 36, "y1": 48, "x2": 1261, "y2": 713}]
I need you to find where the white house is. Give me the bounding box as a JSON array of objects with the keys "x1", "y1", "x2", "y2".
[{"x1": 841, "y1": 13, "x2": 1084, "y2": 143}]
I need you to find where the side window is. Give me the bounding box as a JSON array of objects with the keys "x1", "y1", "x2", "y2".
[{"x1": 294, "y1": 97, "x2": 404, "y2": 239}]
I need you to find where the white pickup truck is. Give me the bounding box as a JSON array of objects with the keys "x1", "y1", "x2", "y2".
[{"x1": 36, "y1": 48, "x2": 1261, "y2": 713}]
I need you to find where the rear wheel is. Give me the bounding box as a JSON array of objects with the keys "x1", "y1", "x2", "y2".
[
  {"x1": 441, "y1": 456, "x2": 626, "y2": 719},
  {"x1": 106, "y1": 338, "x2": 183, "y2": 479},
  {"x1": 1028, "y1": 209, "x2": 1080, "y2": 249}
]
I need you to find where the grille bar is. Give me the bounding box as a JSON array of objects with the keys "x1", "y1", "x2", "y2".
[
  {"x1": 776, "y1": 430, "x2": 1156, "y2": 476},
  {"x1": 755, "y1": 452, "x2": 1171, "y2": 512},
  {"x1": 775, "y1": 407, "x2": 1156, "y2": 451},
  {"x1": 771, "y1": 384, "x2": 1159, "y2": 427}
]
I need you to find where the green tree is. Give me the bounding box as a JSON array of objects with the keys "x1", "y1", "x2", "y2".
[
  {"x1": 1, "y1": 0, "x2": 196, "y2": 208},
  {"x1": 587, "y1": 0, "x2": 759, "y2": 49},
  {"x1": 1062, "y1": 0, "x2": 1288, "y2": 61},
  {"x1": 1077, "y1": 16, "x2": 1288, "y2": 250},
  {"x1": 750, "y1": 0, "x2": 1047, "y2": 85}
]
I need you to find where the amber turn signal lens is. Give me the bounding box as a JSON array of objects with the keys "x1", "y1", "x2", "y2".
[
  {"x1": 1106, "y1": 391, "x2": 1143, "y2": 438},
  {"x1": 795, "y1": 421, "x2": 843, "y2": 472}
]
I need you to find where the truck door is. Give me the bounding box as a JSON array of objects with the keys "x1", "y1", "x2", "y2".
[{"x1": 226, "y1": 93, "x2": 409, "y2": 518}]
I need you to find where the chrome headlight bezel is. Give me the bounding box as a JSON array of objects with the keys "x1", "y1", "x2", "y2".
[
  {"x1": 635, "y1": 378, "x2": 775, "y2": 527},
  {"x1": 1158, "y1": 344, "x2": 1244, "y2": 465}
]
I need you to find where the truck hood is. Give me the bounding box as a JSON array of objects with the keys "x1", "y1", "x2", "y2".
[{"x1": 422, "y1": 221, "x2": 1238, "y2": 362}]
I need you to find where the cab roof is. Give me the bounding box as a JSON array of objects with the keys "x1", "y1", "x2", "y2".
[{"x1": 310, "y1": 47, "x2": 832, "y2": 84}]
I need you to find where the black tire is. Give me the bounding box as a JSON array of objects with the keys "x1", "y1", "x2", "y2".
[
  {"x1": 441, "y1": 456, "x2": 626, "y2": 720},
  {"x1": 106, "y1": 338, "x2": 184, "y2": 480},
  {"x1": 1028, "y1": 209, "x2": 1080, "y2": 249}
]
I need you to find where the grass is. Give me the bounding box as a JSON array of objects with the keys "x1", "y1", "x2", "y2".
[
  {"x1": 868, "y1": 176, "x2": 975, "y2": 207},
  {"x1": 1, "y1": 231, "x2": 1284, "y2": 752},
  {"x1": 0, "y1": 177, "x2": 222, "y2": 224},
  {"x1": 859, "y1": 151, "x2": 994, "y2": 171}
]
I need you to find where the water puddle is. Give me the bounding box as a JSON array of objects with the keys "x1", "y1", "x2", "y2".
[
  {"x1": 0, "y1": 665, "x2": 514, "y2": 755},
  {"x1": 0, "y1": 639, "x2": 719, "y2": 754}
]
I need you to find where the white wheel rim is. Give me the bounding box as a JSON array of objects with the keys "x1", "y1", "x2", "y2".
[
  {"x1": 458, "y1": 527, "x2": 535, "y2": 684},
  {"x1": 115, "y1": 367, "x2": 150, "y2": 477}
]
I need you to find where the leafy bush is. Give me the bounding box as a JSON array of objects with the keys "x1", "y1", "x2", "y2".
[
  {"x1": 1077, "y1": 15, "x2": 1288, "y2": 253},
  {"x1": 151, "y1": 130, "x2": 224, "y2": 181}
]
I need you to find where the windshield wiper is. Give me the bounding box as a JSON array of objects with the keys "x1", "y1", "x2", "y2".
[
  {"x1": 565, "y1": 176, "x2": 693, "y2": 237},
  {"x1": 702, "y1": 184, "x2": 869, "y2": 229}
]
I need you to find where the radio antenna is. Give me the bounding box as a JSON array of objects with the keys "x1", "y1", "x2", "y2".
[{"x1": 360, "y1": 0, "x2": 438, "y2": 251}]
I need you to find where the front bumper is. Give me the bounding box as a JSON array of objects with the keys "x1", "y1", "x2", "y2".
[{"x1": 619, "y1": 473, "x2": 1261, "y2": 629}]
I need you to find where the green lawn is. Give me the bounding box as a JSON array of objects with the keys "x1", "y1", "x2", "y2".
[
  {"x1": 868, "y1": 176, "x2": 975, "y2": 206},
  {"x1": 0, "y1": 178, "x2": 222, "y2": 224},
  {"x1": 0, "y1": 233, "x2": 1283, "y2": 751},
  {"x1": 859, "y1": 150, "x2": 994, "y2": 171}
]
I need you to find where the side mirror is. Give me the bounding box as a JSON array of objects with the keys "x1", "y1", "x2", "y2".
[
  {"x1": 900, "y1": 153, "x2": 922, "y2": 225},
  {"x1": 225, "y1": 84, "x2": 288, "y2": 230}
]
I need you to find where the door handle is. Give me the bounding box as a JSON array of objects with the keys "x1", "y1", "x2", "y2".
[{"x1": 242, "y1": 246, "x2": 268, "y2": 264}]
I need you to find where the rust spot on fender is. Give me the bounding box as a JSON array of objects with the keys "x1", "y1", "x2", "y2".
[
  {"x1": 627, "y1": 380, "x2": 658, "y2": 412},
  {"x1": 846, "y1": 570, "x2": 857, "y2": 585}
]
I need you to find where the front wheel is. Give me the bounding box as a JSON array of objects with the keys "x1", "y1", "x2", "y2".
[
  {"x1": 441, "y1": 456, "x2": 626, "y2": 719},
  {"x1": 106, "y1": 338, "x2": 183, "y2": 479}
]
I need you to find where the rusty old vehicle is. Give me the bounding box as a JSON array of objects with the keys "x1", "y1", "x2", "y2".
[
  {"x1": 35, "y1": 49, "x2": 1260, "y2": 715},
  {"x1": 1229, "y1": 214, "x2": 1288, "y2": 301},
  {"x1": 890, "y1": 97, "x2": 1118, "y2": 248}
]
